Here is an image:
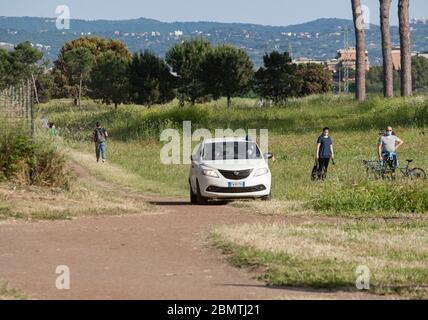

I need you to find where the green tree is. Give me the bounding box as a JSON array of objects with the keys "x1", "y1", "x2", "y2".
[
  {"x1": 64, "y1": 46, "x2": 95, "y2": 109},
  {"x1": 294, "y1": 64, "x2": 332, "y2": 96},
  {"x1": 35, "y1": 72, "x2": 55, "y2": 103},
  {"x1": 128, "y1": 51, "x2": 175, "y2": 106},
  {"x1": 166, "y1": 38, "x2": 211, "y2": 105},
  {"x1": 254, "y1": 51, "x2": 297, "y2": 103},
  {"x1": 366, "y1": 66, "x2": 384, "y2": 93},
  {"x1": 53, "y1": 37, "x2": 131, "y2": 99},
  {"x1": 366, "y1": 66, "x2": 401, "y2": 93},
  {"x1": 200, "y1": 44, "x2": 253, "y2": 107},
  {"x1": 8, "y1": 42, "x2": 43, "y2": 85},
  {"x1": 412, "y1": 56, "x2": 428, "y2": 90},
  {"x1": 0, "y1": 49, "x2": 10, "y2": 88},
  {"x1": 90, "y1": 51, "x2": 130, "y2": 108},
  {"x1": 5, "y1": 42, "x2": 45, "y2": 103}
]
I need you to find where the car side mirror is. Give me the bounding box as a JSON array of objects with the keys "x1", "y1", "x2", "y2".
[{"x1": 264, "y1": 153, "x2": 274, "y2": 160}]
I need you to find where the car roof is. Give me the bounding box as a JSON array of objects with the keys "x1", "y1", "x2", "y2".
[{"x1": 203, "y1": 137, "x2": 254, "y2": 144}]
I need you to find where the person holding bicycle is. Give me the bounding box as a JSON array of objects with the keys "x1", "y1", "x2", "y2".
[{"x1": 378, "y1": 126, "x2": 404, "y2": 171}]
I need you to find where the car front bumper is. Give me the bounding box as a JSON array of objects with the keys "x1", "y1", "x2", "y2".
[{"x1": 198, "y1": 173, "x2": 271, "y2": 199}]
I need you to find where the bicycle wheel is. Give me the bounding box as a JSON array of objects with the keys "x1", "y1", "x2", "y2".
[{"x1": 409, "y1": 168, "x2": 426, "y2": 180}]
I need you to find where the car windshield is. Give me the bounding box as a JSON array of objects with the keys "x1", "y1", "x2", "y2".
[{"x1": 202, "y1": 141, "x2": 262, "y2": 161}]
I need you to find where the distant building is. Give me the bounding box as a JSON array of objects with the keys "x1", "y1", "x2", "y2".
[
  {"x1": 325, "y1": 59, "x2": 340, "y2": 73},
  {"x1": 415, "y1": 51, "x2": 428, "y2": 59},
  {"x1": 392, "y1": 47, "x2": 401, "y2": 70},
  {"x1": 411, "y1": 17, "x2": 428, "y2": 25},
  {"x1": 391, "y1": 48, "x2": 428, "y2": 70},
  {"x1": 336, "y1": 47, "x2": 370, "y2": 71},
  {"x1": 0, "y1": 42, "x2": 14, "y2": 51},
  {"x1": 174, "y1": 30, "x2": 183, "y2": 37},
  {"x1": 294, "y1": 57, "x2": 324, "y2": 65}
]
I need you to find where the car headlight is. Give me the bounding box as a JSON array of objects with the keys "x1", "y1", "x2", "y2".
[
  {"x1": 202, "y1": 169, "x2": 219, "y2": 178},
  {"x1": 254, "y1": 167, "x2": 269, "y2": 177}
]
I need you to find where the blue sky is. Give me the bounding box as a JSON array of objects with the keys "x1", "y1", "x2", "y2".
[{"x1": 1, "y1": 0, "x2": 427, "y2": 26}]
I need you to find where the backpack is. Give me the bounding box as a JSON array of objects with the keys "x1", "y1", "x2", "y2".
[
  {"x1": 94, "y1": 128, "x2": 106, "y2": 143},
  {"x1": 311, "y1": 160, "x2": 319, "y2": 181}
]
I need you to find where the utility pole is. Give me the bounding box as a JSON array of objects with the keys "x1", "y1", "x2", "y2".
[{"x1": 343, "y1": 26, "x2": 350, "y2": 94}]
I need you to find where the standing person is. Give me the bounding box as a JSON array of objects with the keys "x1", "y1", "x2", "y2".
[
  {"x1": 378, "y1": 126, "x2": 404, "y2": 168},
  {"x1": 315, "y1": 127, "x2": 334, "y2": 180},
  {"x1": 93, "y1": 122, "x2": 108, "y2": 163},
  {"x1": 49, "y1": 123, "x2": 59, "y2": 138}
]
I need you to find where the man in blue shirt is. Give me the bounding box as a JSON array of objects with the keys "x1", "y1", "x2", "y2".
[{"x1": 316, "y1": 127, "x2": 334, "y2": 180}]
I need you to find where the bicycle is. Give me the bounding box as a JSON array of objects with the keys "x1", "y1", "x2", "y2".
[
  {"x1": 399, "y1": 159, "x2": 426, "y2": 180},
  {"x1": 362, "y1": 160, "x2": 382, "y2": 179},
  {"x1": 363, "y1": 157, "x2": 426, "y2": 180}
]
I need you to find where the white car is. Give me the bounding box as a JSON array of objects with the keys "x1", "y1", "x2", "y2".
[{"x1": 189, "y1": 137, "x2": 273, "y2": 205}]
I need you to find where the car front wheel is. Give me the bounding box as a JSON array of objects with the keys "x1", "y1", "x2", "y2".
[
  {"x1": 261, "y1": 192, "x2": 272, "y2": 201},
  {"x1": 196, "y1": 180, "x2": 208, "y2": 205},
  {"x1": 190, "y1": 182, "x2": 197, "y2": 204}
]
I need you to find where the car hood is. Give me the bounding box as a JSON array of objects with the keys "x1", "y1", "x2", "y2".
[{"x1": 201, "y1": 159, "x2": 267, "y2": 171}]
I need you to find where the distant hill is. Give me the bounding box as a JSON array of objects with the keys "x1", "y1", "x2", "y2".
[{"x1": 0, "y1": 16, "x2": 427, "y2": 67}]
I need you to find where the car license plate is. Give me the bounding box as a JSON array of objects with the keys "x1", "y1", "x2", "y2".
[{"x1": 228, "y1": 181, "x2": 245, "y2": 188}]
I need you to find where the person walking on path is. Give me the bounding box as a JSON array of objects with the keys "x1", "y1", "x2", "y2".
[
  {"x1": 93, "y1": 122, "x2": 108, "y2": 163},
  {"x1": 315, "y1": 127, "x2": 335, "y2": 180}
]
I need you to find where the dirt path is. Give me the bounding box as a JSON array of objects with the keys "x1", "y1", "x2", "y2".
[{"x1": 0, "y1": 162, "x2": 383, "y2": 300}]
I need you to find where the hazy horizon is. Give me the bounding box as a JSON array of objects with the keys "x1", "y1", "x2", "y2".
[{"x1": 1, "y1": 0, "x2": 427, "y2": 27}]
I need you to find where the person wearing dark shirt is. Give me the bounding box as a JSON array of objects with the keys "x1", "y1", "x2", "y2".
[
  {"x1": 315, "y1": 127, "x2": 334, "y2": 180},
  {"x1": 92, "y1": 122, "x2": 109, "y2": 163}
]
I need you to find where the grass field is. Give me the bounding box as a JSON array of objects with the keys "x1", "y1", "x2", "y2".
[
  {"x1": 211, "y1": 220, "x2": 428, "y2": 298},
  {"x1": 39, "y1": 94, "x2": 428, "y2": 215},
  {"x1": 36, "y1": 94, "x2": 428, "y2": 297}
]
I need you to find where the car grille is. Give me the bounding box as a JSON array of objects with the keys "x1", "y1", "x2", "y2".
[
  {"x1": 206, "y1": 185, "x2": 266, "y2": 194},
  {"x1": 218, "y1": 169, "x2": 253, "y2": 180}
]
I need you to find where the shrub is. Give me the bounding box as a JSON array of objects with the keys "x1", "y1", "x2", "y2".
[
  {"x1": 0, "y1": 122, "x2": 71, "y2": 188},
  {"x1": 312, "y1": 181, "x2": 428, "y2": 214},
  {"x1": 0, "y1": 126, "x2": 35, "y2": 181},
  {"x1": 33, "y1": 138, "x2": 72, "y2": 189}
]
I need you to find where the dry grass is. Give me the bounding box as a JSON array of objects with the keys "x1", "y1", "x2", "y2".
[
  {"x1": 212, "y1": 220, "x2": 428, "y2": 298},
  {"x1": 69, "y1": 149, "x2": 151, "y2": 190},
  {"x1": 0, "y1": 282, "x2": 26, "y2": 300},
  {"x1": 229, "y1": 200, "x2": 316, "y2": 217},
  {"x1": 0, "y1": 149, "x2": 162, "y2": 221}
]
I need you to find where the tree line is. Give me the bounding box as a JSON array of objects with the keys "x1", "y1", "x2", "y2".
[
  {"x1": 1, "y1": 37, "x2": 332, "y2": 108},
  {"x1": 366, "y1": 55, "x2": 428, "y2": 93}
]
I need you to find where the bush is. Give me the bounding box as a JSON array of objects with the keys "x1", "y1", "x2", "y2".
[
  {"x1": 33, "y1": 137, "x2": 72, "y2": 189},
  {"x1": 0, "y1": 126, "x2": 35, "y2": 181},
  {"x1": 312, "y1": 181, "x2": 428, "y2": 214},
  {"x1": 0, "y1": 122, "x2": 71, "y2": 188}
]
